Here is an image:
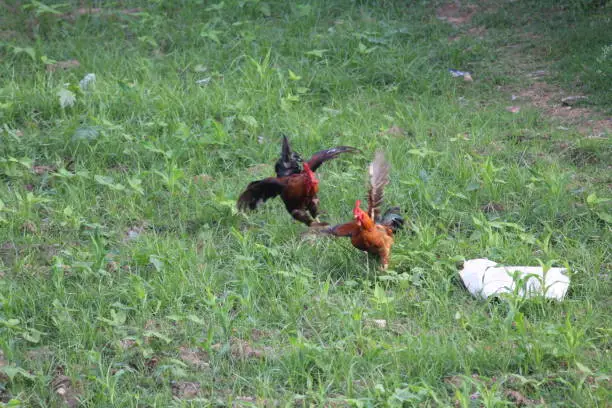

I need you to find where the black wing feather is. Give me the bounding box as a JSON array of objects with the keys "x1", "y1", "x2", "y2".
[{"x1": 237, "y1": 178, "x2": 286, "y2": 211}]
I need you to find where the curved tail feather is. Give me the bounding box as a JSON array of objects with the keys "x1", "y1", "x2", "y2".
[
  {"x1": 380, "y1": 206, "x2": 404, "y2": 234},
  {"x1": 306, "y1": 146, "x2": 361, "y2": 172},
  {"x1": 367, "y1": 151, "x2": 390, "y2": 221}
]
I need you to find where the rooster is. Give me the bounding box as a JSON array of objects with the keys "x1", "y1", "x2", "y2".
[
  {"x1": 325, "y1": 151, "x2": 403, "y2": 269},
  {"x1": 237, "y1": 135, "x2": 359, "y2": 226}
]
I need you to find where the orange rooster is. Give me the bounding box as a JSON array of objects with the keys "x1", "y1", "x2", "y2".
[
  {"x1": 237, "y1": 136, "x2": 359, "y2": 226},
  {"x1": 325, "y1": 151, "x2": 404, "y2": 269}
]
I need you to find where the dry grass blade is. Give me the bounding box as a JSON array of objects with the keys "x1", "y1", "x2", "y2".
[{"x1": 367, "y1": 151, "x2": 389, "y2": 220}]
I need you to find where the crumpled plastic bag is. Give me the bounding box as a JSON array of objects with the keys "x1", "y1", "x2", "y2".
[{"x1": 459, "y1": 258, "x2": 570, "y2": 300}]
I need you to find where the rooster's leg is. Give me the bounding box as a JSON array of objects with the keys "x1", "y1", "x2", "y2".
[
  {"x1": 305, "y1": 199, "x2": 328, "y2": 226},
  {"x1": 379, "y1": 249, "x2": 390, "y2": 270},
  {"x1": 307, "y1": 198, "x2": 319, "y2": 218},
  {"x1": 290, "y1": 209, "x2": 315, "y2": 226}
]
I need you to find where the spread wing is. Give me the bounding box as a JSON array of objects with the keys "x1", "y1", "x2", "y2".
[
  {"x1": 274, "y1": 135, "x2": 303, "y2": 177},
  {"x1": 326, "y1": 221, "x2": 360, "y2": 237},
  {"x1": 367, "y1": 151, "x2": 390, "y2": 221},
  {"x1": 306, "y1": 146, "x2": 360, "y2": 172},
  {"x1": 237, "y1": 178, "x2": 287, "y2": 211}
]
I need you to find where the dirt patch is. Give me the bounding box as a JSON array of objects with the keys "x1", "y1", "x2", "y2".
[
  {"x1": 171, "y1": 381, "x2": 200, "y2": 399},
  {"x1": 436, "y1": 2, "x2": 478, "y2": 26},
  {"x1": 380, "y1": 125, "x2": 408, "y2": 137},
  {"x1": 437, "y1": 1, "x2": 610, "y2": 138},
  {"x1": 118, "y1": 338, "x2": 136, "y2": 350},
  {"x1": 211, "y1": 337, "x2": 272, "y2": 360},
  {"x1": 26, "y1": 346, "x2": 54, "y2": 361},
  {"x1": 0, "y1": 30, "x2": 18, "y2": 40},
  {"x1": 481, "y1": 202, "x2": 505, "y2": 213},
  {"x1": 32, "y1": 165, "x2": 57, "y2": 175},
  {"x1": 513, "y1": 82, "x2": 610, "y2": 137},
  {"x1": 51, "y1": 368, "x2": 82, "y2": 408},
  {"x1": 123, "y1": 223, "x2": 147, "y2": 242},
  {"x1": 578, "y1": 118, "x2": 611, "y2": 139},
  {"x1": 46, "y1": 60, "x2": 80, "y2": 72},
  {"x1": 193, "y1": 174, "x2": 214, "y2": 184},
  {"x1": 467, "y1": 25, "x2": 488, "y2": 38},
  {"x1": 504, "y1": 389, "x2": 537, "y2": 406},
  {"x1": 250, "y1": 328, "x2": 278, "y2": 341},
  {"x1": 178, "y1": 346, "x2": 210, "y2": 369},
  {"x1": 0, "y1": 350, "x2": 7, "y2": 378}
]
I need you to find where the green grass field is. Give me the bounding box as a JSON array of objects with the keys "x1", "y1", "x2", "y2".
[{"x1": 0, "y1": 0, "x2": 610, "y2": 406}]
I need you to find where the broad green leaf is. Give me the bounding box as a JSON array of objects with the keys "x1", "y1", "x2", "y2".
[
  {"x1": 8, "y1": 156, "x2": 33, "y2": 168},
  {"x1": 186, "y1": 314, "x2": 206, "y2": 325},
  {"x1": 259, "y1": 2, "x2": 271, "y2": 17},
  {"x1": 72, "y1": 126, "x2": 100, "y2": 141},
  {"x1": 305, "y1": 49, "x2": 328, "y2": 58},
  {"x1": 0, "y1": 366, "x2": 36, "y2": 382},
  {"x1": 587, "y1": 193, "x2": 610, "y2": 206},
  {"x1": 95, "y1": 175, "x2": 125, "y2": 191},
  {"x1": 586, "y1": 193, "x2": 597, "y2": 205},
  {"x1": 372, "y1": 284, "x2": 393, "y2": 304},
  {"x1": 465, "y1": 181, "x2": 480, "y2": 192},
  {"x1": 40, "y1": 55, "x2": 57, "y2": 65},
  {"x1": 143, "y1": 330, "x2": 171, "y2": 344},
  {"x1": 596, "y1": 211, "x2": 612, "y2": 223},
  {"x1": 94, "y1": 175, "x2": 115, "y2": 186},
  {"x1": 111, "y1": 310, "x2": 127, "y2": 325},
  {"x1": 201, "y1": 29, "x2": 221, "y2": 44},
  {"x1": 576, "y1": 361, "x2": 593, "y2": 374},
  {"x1": 205, "y1": 1, "x2": 224, "y2": 11},
  {"x1": 22, "y1": 329, "x2": 43, "y2": 343},
  {"x1": 127, "y1": 177, "x2": 144, "y2": 195},
  {"x1": 238, "y1": 115, "x2": 258, "y2": 128},
  {"x1": 24, "y1": 1, "x2": 63, "y2": 15},
  {"x1": 98, "y1": 309, "x2": 126, "y2": 327},
  {"x1": 288, "y1": 69, "x2": 302, "y2": 81},
  {"x1": 294, "y1": 4, "x2": 312, "y2": 17},
  {"x1": 12, "y1": 46, "x2": 36, "y2": 60},
  {"x1": 1, "y1": 318, "x2": 20, "y2": 328},
  {"x1": 149, "y1": 255, "x2": 164, "y2": 272}
]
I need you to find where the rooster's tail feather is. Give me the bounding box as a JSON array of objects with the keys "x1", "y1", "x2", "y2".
[{"x1": 380, "y1": 206, "x2": 404, "y2": 234}]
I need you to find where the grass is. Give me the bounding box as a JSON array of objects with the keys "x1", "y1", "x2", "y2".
[{"x1": 0, "y1": 0, "x2": 610, "y2": 406}]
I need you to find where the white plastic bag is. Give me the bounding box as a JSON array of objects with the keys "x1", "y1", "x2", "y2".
[{"x1": 459, "y1": 258, "x2": 570, "y2": 300}]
